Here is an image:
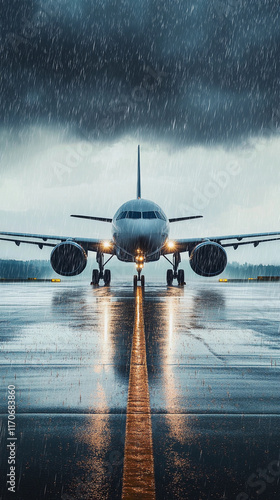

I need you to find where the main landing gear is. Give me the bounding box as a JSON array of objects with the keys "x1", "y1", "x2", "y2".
[
  {"x1": 164, "y1": 252, "x2": 185, "y2": 286},
  {"x1": 91, "y1": 252, "x2": 113, "y2": 286}
]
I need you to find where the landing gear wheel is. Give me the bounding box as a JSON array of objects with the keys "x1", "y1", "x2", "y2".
[
  {"x1": 141, "y1": 275, "x2": 145, "y2": 287},
  {"x1": 167, "y1": 269, "x2": 173, "y2": 286},
  {"x1": 133, "y1": 275, "x2": 138, "y2": 288},
  {"x1": 178, "y1": 269, "x2": 185, "y2": 286},
  {"x1": 104, "y1": 269, "x2": 111, "y2": 286},
  {"x1": 91, "y1": 269, "x2": 99, "y2": 285}
]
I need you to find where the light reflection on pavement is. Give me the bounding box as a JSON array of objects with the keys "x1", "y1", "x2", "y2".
[{"x1": 0, "y1": 280, "x2": 279, "y2": 499}]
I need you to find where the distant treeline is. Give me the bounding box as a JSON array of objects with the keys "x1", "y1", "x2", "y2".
[
  {"x1": 223, "y1": 262, "x2": 280, "y2": 279},
  {"x1": 0, "y1": 260, "x2": 53, "y2": 279},
  {"x1": 0, "y1": 259, "x2": 280, "y2": 280}
]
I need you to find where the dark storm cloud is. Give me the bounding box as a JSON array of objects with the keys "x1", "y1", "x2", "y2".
[{"x1": 0, "y1": 0, "x2": 279, "y2": 144}]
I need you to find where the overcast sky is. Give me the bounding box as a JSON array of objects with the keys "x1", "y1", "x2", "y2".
[{"x1": 0, "y1": 0, "x2": 280, "y2": 265}]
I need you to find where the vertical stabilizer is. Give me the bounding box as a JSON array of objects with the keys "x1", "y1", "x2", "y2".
[{"x1": 137, "y1": 145, "x2": 141, "y2": 199}]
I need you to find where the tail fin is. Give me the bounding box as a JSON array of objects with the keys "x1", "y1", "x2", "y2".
[{"x1": 137, "y1": 145, "x2": 141, "y2": 199}]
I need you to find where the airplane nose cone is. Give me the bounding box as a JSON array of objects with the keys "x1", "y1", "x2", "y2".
[
  {"x1": 125, "y1": 226, "x2": 163, "y2": 253},
  {"x1": 114, "y1": 217, "x2": 167, "y2": 256},
  {"x1": 133, "y1": 235, "x2": 153, "y2": 252}
]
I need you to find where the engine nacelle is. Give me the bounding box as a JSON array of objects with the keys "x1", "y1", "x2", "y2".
[
  {"x1": 50, "y1": 241, "x2": 87, "y2": 276},
  {"x1": 189, "y1": 241, "x2": 227, "y2": 277}
]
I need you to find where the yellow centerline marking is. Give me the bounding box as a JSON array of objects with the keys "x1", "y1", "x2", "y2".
[{"x1": 122, "y1": 286, "x2": 156, "y2": 499}]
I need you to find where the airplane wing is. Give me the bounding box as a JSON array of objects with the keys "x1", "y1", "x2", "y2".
[
  {"x1": 71, "y1": 215, "x2": 112, "y2": 222},
  {"x1": 169, "y1": 215, "x2": 203, "y2": 223},
  {"x1": 162, "y1": 231, "x2": 280, "y2": 254},
  {"x1": 0, "y1": 231, "x2": 115, "y2": 254}
]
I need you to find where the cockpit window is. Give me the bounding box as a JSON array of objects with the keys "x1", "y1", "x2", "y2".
[
  {"x1": 155, "y1": 211, "x2": 166, "y2": 220},
  {"x1": 142, "y1": 211, "x2": 157, "y2": 219},
  {"x1": 117, "y1": 210, "x2": 166, "y2": 220},
  {"x1": 126, "y1": 211, "x2": 141, "y2": 219},
  {"x1": 116, "y1": 211, "x2": 127, "y2": 220}
]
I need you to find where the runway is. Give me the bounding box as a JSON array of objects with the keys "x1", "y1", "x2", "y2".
[{"x1": 0, "y1": 280, "x2": 280, "y2": 499}]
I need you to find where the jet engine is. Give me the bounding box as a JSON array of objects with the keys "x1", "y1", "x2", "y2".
[
  {"x1": 189, "y1": 241, "x2": 227, "y2": 277},
  {"x1": 50, "y1": 241, "x2": 87, "y2": 276}
]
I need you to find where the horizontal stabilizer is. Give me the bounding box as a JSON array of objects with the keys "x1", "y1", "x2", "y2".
[
  {"x1": 169, "y1": 215, "x2": 203, "y2": 223},
  {"x1": 71, "y1": 214, "x2": 112, "y2": 223}
]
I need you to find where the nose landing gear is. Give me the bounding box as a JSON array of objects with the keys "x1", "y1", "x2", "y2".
[
  {"x1": 164, "y1": 252, "x2": 185, "y2": 286},
  {"x1": 134, "y1": 253, "x2": 145, "y2": 287},
  {"x1": 133, "y1": 269, "x2": 145, "y2": 288}
]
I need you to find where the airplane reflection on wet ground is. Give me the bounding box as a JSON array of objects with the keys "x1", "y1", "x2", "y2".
[{"x1": 0, "y1": 281, "x2": 279, "y2": 499}]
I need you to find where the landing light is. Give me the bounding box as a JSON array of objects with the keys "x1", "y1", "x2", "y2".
[
  {"x1": 167, "y1": 240, "x2": 175, "y2": 250},
  {"x1": 102, "y1": 240, "x2": 111, "y2": 249}
]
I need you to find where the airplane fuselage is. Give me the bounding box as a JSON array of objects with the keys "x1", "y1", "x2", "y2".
[{"x1": 112, "y1": 198, "x2": 169, "y2": 262}]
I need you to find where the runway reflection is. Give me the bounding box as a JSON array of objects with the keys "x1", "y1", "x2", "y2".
[
  {"x1": 1, "y1": 281, "x2": 279, "y2": 500},
  {"x1": 122, "y1": 286, "x2": 156, "y2": 499}
]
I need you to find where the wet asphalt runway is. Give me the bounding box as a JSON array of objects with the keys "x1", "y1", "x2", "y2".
[{"x1": 0, "y1": 280, "x2": 280, "y2": 500}]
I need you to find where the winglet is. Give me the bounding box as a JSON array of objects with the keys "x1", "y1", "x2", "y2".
[{"x1": 137, "y1": 145, "x2": 141, "y2": 199}]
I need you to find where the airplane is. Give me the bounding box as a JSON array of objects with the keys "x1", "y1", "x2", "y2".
[{"x1": 1, "y1": 145, "x2": 280, "y2": 287}]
